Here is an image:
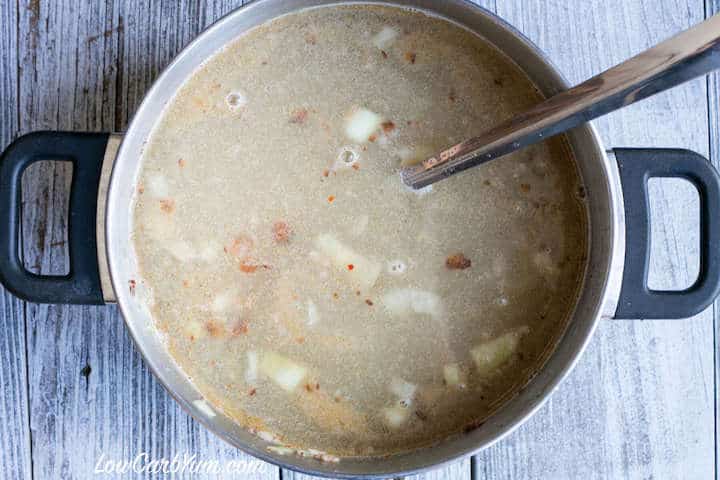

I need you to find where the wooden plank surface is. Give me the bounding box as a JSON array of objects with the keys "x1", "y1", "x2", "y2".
[
  {"x1": 710, "y1": 0, "x2": 720, "y2": 472},
  {"x1": 0, "y1": 0, "x2": 716, "y2": 479},
  {"x1": 0, "y1": 1, "x2": 33, "y2": 479}
]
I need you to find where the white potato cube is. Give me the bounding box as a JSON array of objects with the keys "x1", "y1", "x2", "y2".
[
  {"x1": 381, "y1": 288, "x2": 443, "y2": 318},
  {"x1": 259, "y1": 351, "x2": 307, "y2": 392},
  {"x1": 372, "y1": 26, "x2": 399, "y2": 50},
  {"x1": 388, "y1": 377, "x2": 417, "y2": 405},
  {"x1": 344, "y1": 107, "x2": 383, "y2": 143},
  {"x1": 306, "y1": 299, "x2": 320, "y2": 326},
  {"x1": 314, "y1": 234, "x2": 381, "y2": 290},
  {"x1": 246, "y1": 350, "x2": 258, "y2": 383},
  {"x1": 165, "y1": 240, "x2": 196, "y2": 262},
  {"x1": 382, "y1": 405, "x2": 410, "y2": 428},
  {"x1": 443, "y1": 363, "x2": 466, "y2": 388},
  {"x1": 146, "y1": 174, "x2": 170, "y2": 198},
  {"x1": 471, "y1": 327, "x2": 529, "y2": 376}
]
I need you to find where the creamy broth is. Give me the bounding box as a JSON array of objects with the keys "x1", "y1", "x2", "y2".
[{"x1": 132, "y1": 5, "x2": 587, "y2": 458}]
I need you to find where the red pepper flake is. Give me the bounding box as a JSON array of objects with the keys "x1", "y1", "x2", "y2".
[
  {"x1": 182, "y1": 279, "x2": 189, "y2": 288},
  {"x1": 368, "y1": 134, "x2": 377, "y2": 142},
  {"x1": 159, "y1": 199, "x2": 175, "y2": 214},
  {"x1": 381, "y1": 50, "x2": 388, "y2": 59},
  {"x1": 248, "y1": 387, "x2": 257, "y2": 396},
  {"x1": 347, "y1": 264, "x2": 354, "y2": 271},
  {"x1": 296, "y1": 336, "x2": 305, "y2": 344},
  {"x1": 322, "y1": 169, "x2": 330, "y2": 177},
  {"x1": 351, "y1": 163, "x2": 360, "y2": 170},
  {"x1": 137, "y1": 184, "x2": 145, "y2": 194},
  {"x1": 289, "y1": 108, "x2": 308, "y2": 124},
  {"x1": 272, "y1": 221, "x2": 292, "y2": 243},
  {"x1": 381, "y1": 121, "x2": 395, "y2": 133},
  {"x1": 365, "y1": 299, "x2": 374, "y2": 306},
  {"x1": 404, "y1": 52, "x2": 417, "y2": 64},
  {"x1": 128, "y1": 279, "x2": 136, "y2": 295},
  {"x1": 178, "y1": 158, "x2": 186, "y2": 168},
  {"x1": 448, "y1": 89, "x2": 456, "y2": 102},
  {"x1": 327, "y1": 195, "x2": 335, "y2": 203},
  {"x1": 446, "y1": 253, "x2": 472, "y2": 270}
]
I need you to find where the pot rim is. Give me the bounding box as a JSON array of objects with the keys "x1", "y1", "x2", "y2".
[{"x1": 105, "y1": 0, "x2": 623, "y2": 477}]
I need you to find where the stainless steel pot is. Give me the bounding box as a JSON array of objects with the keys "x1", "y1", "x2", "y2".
[{"x1": 2, "y1": 0, "x2": 719, "y2": 477}]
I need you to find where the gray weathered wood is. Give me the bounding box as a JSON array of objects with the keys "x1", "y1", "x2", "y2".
[
  {"x1": 0, "y1": 0, "x2": 33, "y2": 479},
  {"x1": 710, "y1": 0, "x2": 720, "y2": 472},
  {"x1": 0, "y1": 0, "x2": 716, "y2": 479},
  {"x1": 473, "y1": 1, "x2": 715, "y2": 478}
]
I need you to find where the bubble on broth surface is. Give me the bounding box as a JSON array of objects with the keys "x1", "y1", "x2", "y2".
[
  {"x1": 225, "y1": 91, "x2": 247, "y2": 111},
  {"x1": 387, "y1": 260, "x2": 407, "y2": 275}
]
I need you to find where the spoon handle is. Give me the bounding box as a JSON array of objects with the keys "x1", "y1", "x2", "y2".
[{"x1": 402, "y1": 14, "x2": 720, "y2": 189}]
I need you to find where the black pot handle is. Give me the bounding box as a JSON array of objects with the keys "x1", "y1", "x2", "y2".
[
  {"x1": 0, "y1": 131, "x2": 109, "y2": 305},
  {"x1": 614, "y1": 148, "x2": 720, "y2": 319}
]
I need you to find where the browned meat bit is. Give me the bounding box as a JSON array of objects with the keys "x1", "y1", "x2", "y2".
[
  {"x1": 332, "y1": 292, "x2": 339, "y2": 299},
  {"x1": 248, "y1": 387, "x2": 257, "y2": 396},
  {"x1": 231, "y1": 319, "x2": 249, "y2": 336},
  {"x1": 381, "y1": 121, "x2": 395, "y2": 133},
  {"x1": 128, "y1": 279, "x2": 136, "y2": 295},
  {"x1": 493, "y1": 77, "x2": 504, "y2": 86},
  {"x1": 520, "y1": 183, "x2": 531, "y2": 193},
  {"x1": 225, "y1": 235, "x2": 253, "y2": 258},
  {"x1": 205, "y1": 319, "x2": 224, "y2": 338},
  {"x1": 178, "y1": 158, "x2": 186, "y2": 168},
  {"x1": 404, "y1": 52, "x2": 417, "y2": 64},
  {"x1": 304, "y1": 382, "x2": 319, "y2": 393},
  {"x1": 272, "y1": 221, "x2": 292, "y2": 243},
  {"x1": 322, "y1": 169, "x2": 330, "y2": 177},
  {"x1": 289, "y1": 108, "x2": 308, "y2": 124},
  {"x1": 296, "y1": 336, "x2": 305, "y2": 344},
  {"x1": 159, "y1": 199, "x2": 175, "y2": 214},
  {"x1": 415, "y1": 410, "x2": 428, "y2": 421},
  {"x1": 446, "y1": 253, "x2": 471, "y2": 270},
  {"x1": 368, "y1": 134, "x2": 377, "y2": 142},
  {"x1": 365, "y1": 299, "x2": 374, "y2": 306},
  {"x1": 448, "y1": 89, "x2": 456, "y2": 102},
  {"x1": 381, "y1": 50, "x2": 388, "y2": 59},
  {"x1": 137, "y1": 183, "x2": 145, "y2": 194},
  {"x1": 351, "y1": 163, "x2": 360, "y2": 170}
]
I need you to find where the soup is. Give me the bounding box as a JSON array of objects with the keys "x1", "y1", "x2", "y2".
[{"x1": 131, "y1": 4, "x2": 587, "y2": 460}]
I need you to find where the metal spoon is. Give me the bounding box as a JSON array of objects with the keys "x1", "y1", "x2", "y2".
[{"x1": 401, "y1": 14, "x2": 720, "y2": 189}]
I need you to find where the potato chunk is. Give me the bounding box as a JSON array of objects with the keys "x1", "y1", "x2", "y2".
[
  {"x1": 314, "y1": 234, "x2": 381, "y2": 290},
  {"x1": 470, "y1": 327, "x2": 529, "y2": 376},
  {"x1": 259, "y1": 351, "x2": 307, "y2": 392},
  {"x1": 344, "y1": 107, "x2": 383, "y2": 143}
]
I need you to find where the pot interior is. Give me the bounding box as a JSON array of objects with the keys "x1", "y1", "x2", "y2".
[{"x1": 106, "y1": 0, "x2": 623, "y2": 476}]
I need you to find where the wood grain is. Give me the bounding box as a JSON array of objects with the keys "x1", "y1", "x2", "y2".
[
  {"x1": 472, "y1": 1, "x2": 715, "y2": 478},
  {"x1": 0, "y1": 1, "x2": 32, "y2": 479},
  {"x1": 709, "y1": 0, "x2": 720, "y2": 472},
  {"x1": 0, "y1": 0, "x2": 716, "y2": 479}
]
